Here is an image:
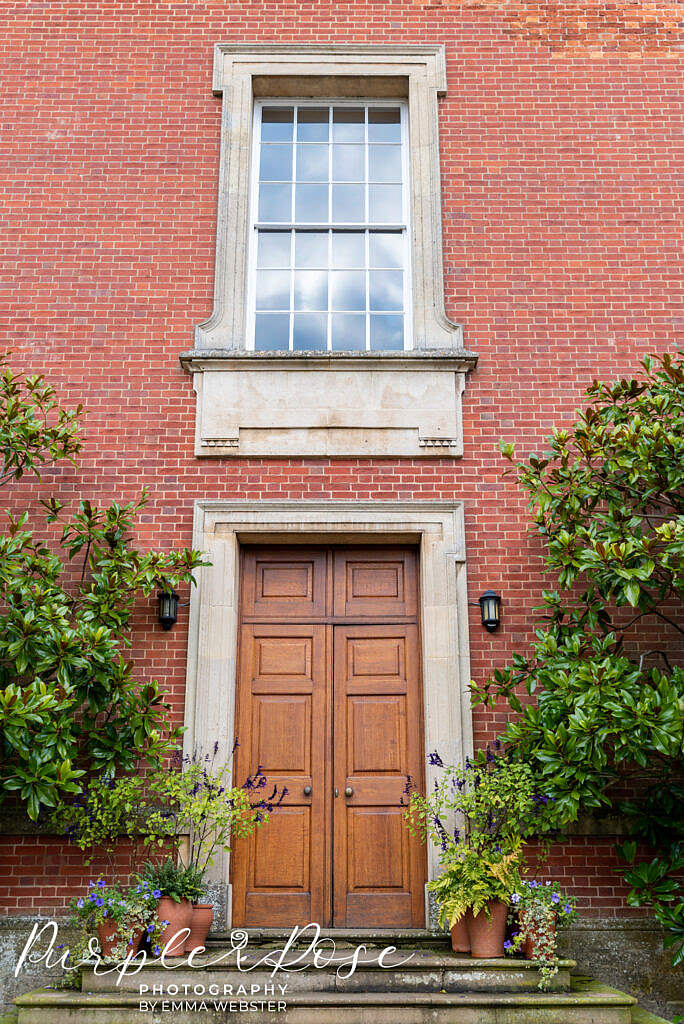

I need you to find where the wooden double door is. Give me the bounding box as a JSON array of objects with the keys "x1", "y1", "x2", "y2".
[{"x1": 232, "y1": 545, "x2": 426, "y2": 928}]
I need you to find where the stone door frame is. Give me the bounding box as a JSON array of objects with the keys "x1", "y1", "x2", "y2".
[{"x1": 184, "y1": 500, "x2": 473, "y2": 926}]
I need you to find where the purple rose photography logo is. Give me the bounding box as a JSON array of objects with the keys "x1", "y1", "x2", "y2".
[{"x1": 15, "y1": 920, "x2": 415, "y2": 1015}]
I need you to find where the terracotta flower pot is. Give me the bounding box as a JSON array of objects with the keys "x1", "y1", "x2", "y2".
[
  {"x1": 97, "y1": 922, "x2": 144, "y2": 960},
  {"x1": 156, "y1": 897, "x2": 193, "y2": 957},
  {"x1": 523, "y1": 910, "x2": 556, "y2": 960},
  {"x1": 97, "y1": 920, "x2": 120, "y2": 959},
  {"x1": 185, "y1": 904, "x2": 214, "y2": 954},
  {"x1": 450, "y1": 910, "x2": 472, "y2": 953},
  {"x1": 466, "y1": 900, "x2": 508, "y2": 958}
]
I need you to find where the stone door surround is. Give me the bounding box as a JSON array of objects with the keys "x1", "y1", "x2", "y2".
[{"x1": 184, "y1": 500, "x2": 473, "y2": 925}]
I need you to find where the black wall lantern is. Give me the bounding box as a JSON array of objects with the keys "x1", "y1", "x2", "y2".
[
  {"x1": 478, "y1": 590, "x2": 501, "y2": 632},
  {"x1": 158, "y1": 589, "x2": 179, "y2": 631}
]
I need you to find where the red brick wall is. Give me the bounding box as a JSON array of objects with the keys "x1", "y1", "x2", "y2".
[{"x1": 0, "y1": 1, "x2": 681, "y2": 915}]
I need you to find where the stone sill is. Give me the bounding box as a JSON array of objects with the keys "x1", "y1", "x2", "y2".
[{"x1": 179, "y1": 348, "x2": 478, "y2": 373}]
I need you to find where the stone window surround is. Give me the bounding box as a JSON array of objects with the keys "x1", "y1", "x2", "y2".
[
  {"x1": 181, "y1": 45, "x2": 477, "y2": 459},
  {"x1": 184, "y1": 500, "x2": 473, "y2": 926},
  {"x1": 193, "y1": 43, "x2": 468, "y2": 353}
]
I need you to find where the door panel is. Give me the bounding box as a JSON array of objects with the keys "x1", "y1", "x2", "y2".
[
  {"x1": 241, "y1": 547, "x2": 327, "y2": 619},
  {"x1": 333, "y1": 624, "x2": 425, "y2": 927},
  {"x1": 232, "y1": 623, "x2": 328, "y2": 927},
  {"x1": 233, "y1": 546, "x2": 424, "y2": 929},
  {"x1": 333, "y1": 548, "x2": 418, "y2": 619}
]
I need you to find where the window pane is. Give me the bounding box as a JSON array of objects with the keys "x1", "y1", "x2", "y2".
[
  {"x1": 369, "y1": 232, "x2": 402, "y2": 268},
  {"x1": 258, "y1": 232, "x2": 291, "y2": 268},
  {"x1": 370, "y1": 314, "x2": 404, "y2": 350},
  {"x1": 261, "y1": 107, "x2": 294, "y2": 143},
  {"x1": 297, "y1": 107, "x2": 329, "y2": 142},
  {"x1": 293, "y1": 313, "x2": 327, "y2": 350},
  {"x1": 369, "y1": 145, "x2": 402, "y2": 183},
  {"x1": 259, "y1": 144, "x2": 292, "y2": 182},
  {"x1": 255, "y1": 312, "x2": 290, "y2": 350},
  {"x1": 294, "y1": 270, "x2": 328, "y2": 311},
  {"x1": 332, "y1": 232, "x2": 365, "y2": 268},
  {"x1": 332, "y1": 313, "x2": 366, "y2": 351},
  {"x1": 256, "y1": 270, "x2": 290, "y2": 310},
  {"x1": 332, "y1": 144, "x2": 364, "y2": 182},
  {"x1": 295, "y1": 232, "x2": 328, "y2": 267},
  {"x1": 296, "y1": 144, "x2": 328, "y2": 182},
  {"x1": 331, "y1": 271, "x2": 365, "y2": 311},
  {"x1": 295, "y1": 184, "x2": 328, "y2": 222},
  {"x1": 368, "y1": 108, "x2": 401, "y2": 143},
  {"x1": 259, "y1": 183, "x2": 291, "y2": 222},
  {"x1": 332, "y1": 184, "x2": 364, "y2": 222},
  {"x1": 369, "y1": 185, "x2": 402, "y2": 223},
  {"x1": 370, "y1": 270, "x2": 403, "y2": 311},
  {"x1": 333, "y1": 107, "x2": 364, "y2": 142}
]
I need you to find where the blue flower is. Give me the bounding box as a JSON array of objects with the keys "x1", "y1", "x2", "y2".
[
  {"x1": 97, "y1": 879, "x2": 106, "y2": 888},
  {"x1": 510, "y1": 893, "x2": 520, "y2": 904},
  {"x1": 529, "y1": 880, "x2": 539, "y2": 888},
  {"x1": 153, "y1": 945, "x2": 161, "y2": 955},
  {"x1": 564, "y1": 903, "x2": 572, "y2": 914},
  {"x1": 551, "y1": 892, "x2": 560, "y2": 904},
  {"x1": 95, "y1": 898, "x2": 104, "y2": 907},
  {"x1": 503, "y1": 940, "x2": 512, "y2": 951},
  {"x1": 147, "y1": 924, "x2": 155, "y2": 934},
  {"x1": 152, "y1": 889, "x2": 161, "y2": 899},
  {"x1": 76, "y1": 898, "x2": 84, "y2": 909}
]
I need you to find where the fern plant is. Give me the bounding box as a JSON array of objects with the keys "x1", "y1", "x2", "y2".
[
  {"x1": 137, "y1": 859, "x2": 204, "y2": 904},
  {"x1": 429, "y1": 846, "x2": 522, "y2": 928}
]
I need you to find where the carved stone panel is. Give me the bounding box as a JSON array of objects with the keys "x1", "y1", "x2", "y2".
[{"x1": 180, "y1": 351, "x2": 475, "y2": 458}]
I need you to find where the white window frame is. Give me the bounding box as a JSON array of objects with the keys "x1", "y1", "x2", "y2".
[{"x1": 246, "y1": 98, "x2": 414, "y2": 352}]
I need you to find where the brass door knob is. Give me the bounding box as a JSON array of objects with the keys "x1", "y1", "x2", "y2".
[
  {"x1": 303, "y1": 785, "x2": 312, "y2": 796},
  {"x1": 345, "y1": 786, "x2": 353, "y2": 798}
]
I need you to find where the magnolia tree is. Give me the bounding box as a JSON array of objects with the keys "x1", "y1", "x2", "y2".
[
  {"x1": 0, "y1": 356, "x2": 205, "y2": 820},
  {"x1": 473, "y1": 350, "x2": 684, "y2": 965}
]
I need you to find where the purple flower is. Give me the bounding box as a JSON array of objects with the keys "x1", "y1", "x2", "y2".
[
  {"x1": 510, "y1": 893, "x2": 520, "y2": 904},
  {"x1": 564, "y1": 903, "x2": 572, "y2": 914},
  {"x1": 95, "y1": 898, "x2": 104, "y2": 907},
  {"x1": 147, "y1": 924, "x2": 155, "y2": 934},
  {"x1": 76, "y1": 898, "x2": 84, "y2": 909},
  {"x1": 529, "y1": 880, "x2": 539, "y2": 888},
  {"x1": 551, "y1": 892, "x2": 560, "y2": 904},
  {"x1": 428, "y1": 751, "x2": 443, "y2": 767},
  {"x1": 503, "y1": 940, "x2": 512, "y2": 951},
  {"x1": 152, "y1": 889, "x2": 161, "y2": 899},
  {"x1": 97, "y1": 879, "x2": 106, "y2": 888},
  {"x1": 153, "y1": 945, "x2": 161, "y2": 955}
]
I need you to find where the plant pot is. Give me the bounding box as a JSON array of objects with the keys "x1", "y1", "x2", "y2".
[
  {"x1": 97, "y1": 920, "x2": 120, "y2": 959},
  {"x1": 466, "y1": 900, "x2": 508, "y2": 958},
  {"x1": 522, "y1": 910, "x2": 556, "y2": 960},
  {"x1": 450, "y1": 910, "x2": 472, "y2": 953},
  {"x1": 185, "y1": 904, "x2": 214, "y2": 954},
  {"x1": 156, "y1": 897, "x2": 193, "y2": 957},
  {"x1": 97, "y1": 922, "x2": 144, "y2": 960}
]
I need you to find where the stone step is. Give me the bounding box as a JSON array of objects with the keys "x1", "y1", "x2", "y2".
[
  {"x1": 81, "y1": 950, "x2": 575, "y2": 994},
  {"x1": 206, "y1": 927, "x2": 451, "y2": 950},
  {"x1": 15, "y1": 977, "x2": 637, "y2": 1024}
]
